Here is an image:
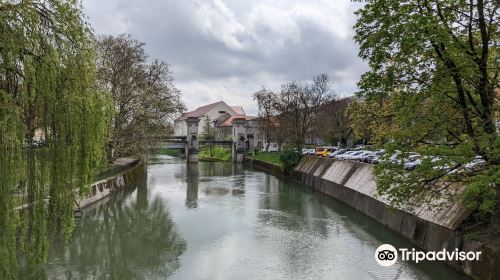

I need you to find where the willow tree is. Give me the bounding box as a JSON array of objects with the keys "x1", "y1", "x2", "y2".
[
  {"x1": 352, "y1": 1, "x2": 498, "y2": 214},
  {"x1": 0, "y1": 0, "x2": 111, "y2": 277}
]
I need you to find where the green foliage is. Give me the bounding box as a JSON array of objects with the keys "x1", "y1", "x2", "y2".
[
  {"x1": 280, "y1": 150, "x2": 303, "y2": 174},
  {"x1": 0, "y1": 1, "x2": 111, "y2": 278},
  {"x1": 353, "y1": 0, "x2": 499, "y2": 214},
  {"x1": 96, "y1": 34, "x2": 185, "y2": 162}
]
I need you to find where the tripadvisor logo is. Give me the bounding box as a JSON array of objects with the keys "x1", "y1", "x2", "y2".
[
  {"x1": 375, "y1": 244, "x2": 398, "y2": 267},
  {"x1": 375, "y1": 244, "x2": 482, "y2": 267}
]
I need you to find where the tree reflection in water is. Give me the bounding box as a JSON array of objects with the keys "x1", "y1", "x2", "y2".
[{"x1": 39, "y1": 177, "x2": 186, "y2": 280}]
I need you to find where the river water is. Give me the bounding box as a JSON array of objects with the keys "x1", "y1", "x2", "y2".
[{"x1": 39, "y1": 155, "x2": 468, "y2": 279}]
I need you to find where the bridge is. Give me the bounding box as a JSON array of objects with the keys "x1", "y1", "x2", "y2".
[
  {"x1": 155, "y1": 116, "x2": 249, "y2": 163},
  {"x1": 157, "y1": 136, "x2": 188, "y2": 149}
]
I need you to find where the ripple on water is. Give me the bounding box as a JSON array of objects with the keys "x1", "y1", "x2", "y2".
[{"x1": 38, "y1": 160, "x2": 470, "y2": 280}]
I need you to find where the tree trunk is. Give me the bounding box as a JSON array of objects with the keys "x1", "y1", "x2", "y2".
[{"x1": 476, "y1": 0, "x2": 496, "y2": 135}]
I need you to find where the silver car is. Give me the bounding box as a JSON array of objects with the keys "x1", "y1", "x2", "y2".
[
  {"x1": 464, "y1": 155, "x2": 487, "y2": 173},
  {"x1": 350, "y1": 151, "x2": 372, "y2": 162},
  {"x1": 337, "y1": 151, "x2": 355, "y2": 160},
  {"x1": 403, "y1": 154, "x2": 421, "y2": 170},
  {"x1": 345, "y1": 151, "x2": 364, "y2": 161}
]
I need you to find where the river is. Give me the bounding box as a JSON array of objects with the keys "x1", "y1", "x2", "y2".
[{"x1": 37, "y1": 155, "x2": 468, "y2": 279}]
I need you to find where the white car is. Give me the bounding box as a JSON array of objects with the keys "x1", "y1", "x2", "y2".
[
  {"x1": 464, "y1": 155, "x2": 487, "y2": 173},
  {"x1": 350, "y1": 151, "x2": 372, "y2": 162},
  {"x1": 403, "y1": 156, "x2": 421, "y2": 170},
  {"x1": 337, "y1": 151, "x2": 356, "y2": 160},
  {"x1": 345, "y1": 151, "x2": 364, "y2": 161},
  {"x1": 302, "y1": 148, "x2": 315, "y2": 155},
  {"x1": 360, "y1": 151, "x2": 376, "y2": 162},
  {"x1": 403, "y1": 154, "x2": 421, "y2": 170},
  {"x1": 329, "y1": 149, "x2": 349, "y2": 158}
]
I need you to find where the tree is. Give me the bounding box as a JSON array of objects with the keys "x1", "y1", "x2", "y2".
[
  {"x1": 253, "y1": 87, "x2": 277, "y2": 152},
  {"x1": 274, "y1": 74, "x2": 334, "y2": 149},
  {"x1": 96, "y1": 35, "x2": 185, "y2": 162},
  {"x1": 318, "y1": 97, "x2": 355, "y2": 147},
  {"x1": 202, "y1": 116, "x2": 215, "y2": 157},
  {"x1": 353, "y1": 0, "x2": 499, "y2": 213},
  {"x1": 0, "y1": 0, "x2": 111, "y2": 277}
]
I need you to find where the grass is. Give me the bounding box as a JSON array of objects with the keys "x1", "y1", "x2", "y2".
[
  {"x1": 249, "y1": 152, "x2": 283, "y2": 166},
  {"x1": 199, "y1": 146, "x2": 232, "y2": 161}
]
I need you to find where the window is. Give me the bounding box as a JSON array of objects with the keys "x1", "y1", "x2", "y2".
[{"x1": 218, "y1": 110, "x2": 226, "y2": 114}]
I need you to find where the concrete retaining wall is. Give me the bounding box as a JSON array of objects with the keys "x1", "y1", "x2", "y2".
[{"x1": 77, "y1": 159, "x2": 145, "y2": 209}]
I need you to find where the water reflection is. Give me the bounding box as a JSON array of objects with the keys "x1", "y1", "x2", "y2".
[
  {"x1": 184, "y1": 162, "x2": 246, "y2": 197},
  {"x1": 185, "y1": 163, "x2": 199, "y2": 208},
  {"x1": 35, "y1": 157, "x2": 469, "y2": 280},
  {"x1": 40, "y1": 176, "x2": 186, "y2": 280}
]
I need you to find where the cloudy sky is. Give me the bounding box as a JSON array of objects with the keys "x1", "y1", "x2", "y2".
[{"x1": 82, "y1": 0, "x2": 368, "y2": 115}]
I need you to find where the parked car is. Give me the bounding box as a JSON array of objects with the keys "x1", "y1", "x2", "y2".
[
  {"x1": 350, "y1": 150, "x2": 372, "y2": 162},
  {"x1": 464, "y1": 155, "x2": 487, "y2": 173},
  {"x1": 301, "y1": 148, "x2": 315, "y2": 155},
  {"x1": 403, "y1": 154, "x2": 421, "y2": 170},
  {"x1": 328, "y1": 148, "x2": 349, "y2": 158},
  {"x1": 361, "y1": 151, "x2": 378, "y2": 162},
  {"x1": 336, "y1": 151, "x2": 356, "y2": 160},
  {"x1": 315, "y1": 146, "x2": 336, "y2": 157},
  {"x1": 432, "y1": 163, "x2": 459, "y2": 174},
  {"x1": 388, "y1": 150, "x2": 402, "y2": 164},
  {"x1": 345, "y1": 151, "x2": 364, "y2": 161},
  {"x1": 366, "y1": 150, "x2": 385, "y2": 164}
]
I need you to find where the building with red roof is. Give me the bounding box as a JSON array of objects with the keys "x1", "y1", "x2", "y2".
[{"x1": 174, "y1": 101, "x2": 265, "y2": 149}]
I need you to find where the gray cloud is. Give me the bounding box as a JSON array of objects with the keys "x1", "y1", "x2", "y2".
[{"x1": 83, "y1": 0, "x2": 369, "y2": 115}]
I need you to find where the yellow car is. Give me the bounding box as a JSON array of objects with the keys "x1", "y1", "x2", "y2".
[{"x1": 315, "y1": 146, "x2": 335, "y2": 157}]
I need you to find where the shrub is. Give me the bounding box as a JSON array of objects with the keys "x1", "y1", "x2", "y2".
[{"x1": 280, "y1": 149, "x2": 303, "y2": 174}]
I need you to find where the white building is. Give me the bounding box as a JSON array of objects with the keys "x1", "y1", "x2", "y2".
[
  {"x1": 174, "y1": 101, "x2": 266, "y2": 150},
  {"x1": 174, "y1": 101, "x2": 245, "y2": 136}
]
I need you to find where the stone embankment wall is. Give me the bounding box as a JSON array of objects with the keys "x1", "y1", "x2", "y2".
[
  {"x1": 77, "y1": 159, "x2": 145, "y2": 209},
  {"x1": 247, "y1": 156, "x2": 499, "y2": 280}
]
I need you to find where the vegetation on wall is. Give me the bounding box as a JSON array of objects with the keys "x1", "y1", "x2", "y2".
[
  {"x1": 350, "y1": 0, "x2": 499, "y2": 215},
  {"x1": 280, "y1": 149, "x2": 303, "y2": 174}
]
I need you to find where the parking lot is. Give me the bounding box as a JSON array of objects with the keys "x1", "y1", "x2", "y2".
[{"x1": 302, "y1": 147, "x2": 486, "y2": 173}]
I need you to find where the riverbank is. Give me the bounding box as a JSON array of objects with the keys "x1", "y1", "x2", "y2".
[
  {"x1": 77, "y1": 158, "x2": 145, "y2": 210},
  {"x1": 246, "y1": 156, "x2": 499, "y2": 280},
  {"x1": 13, "y1": 158, "x2": 145, "y2": 215}
]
